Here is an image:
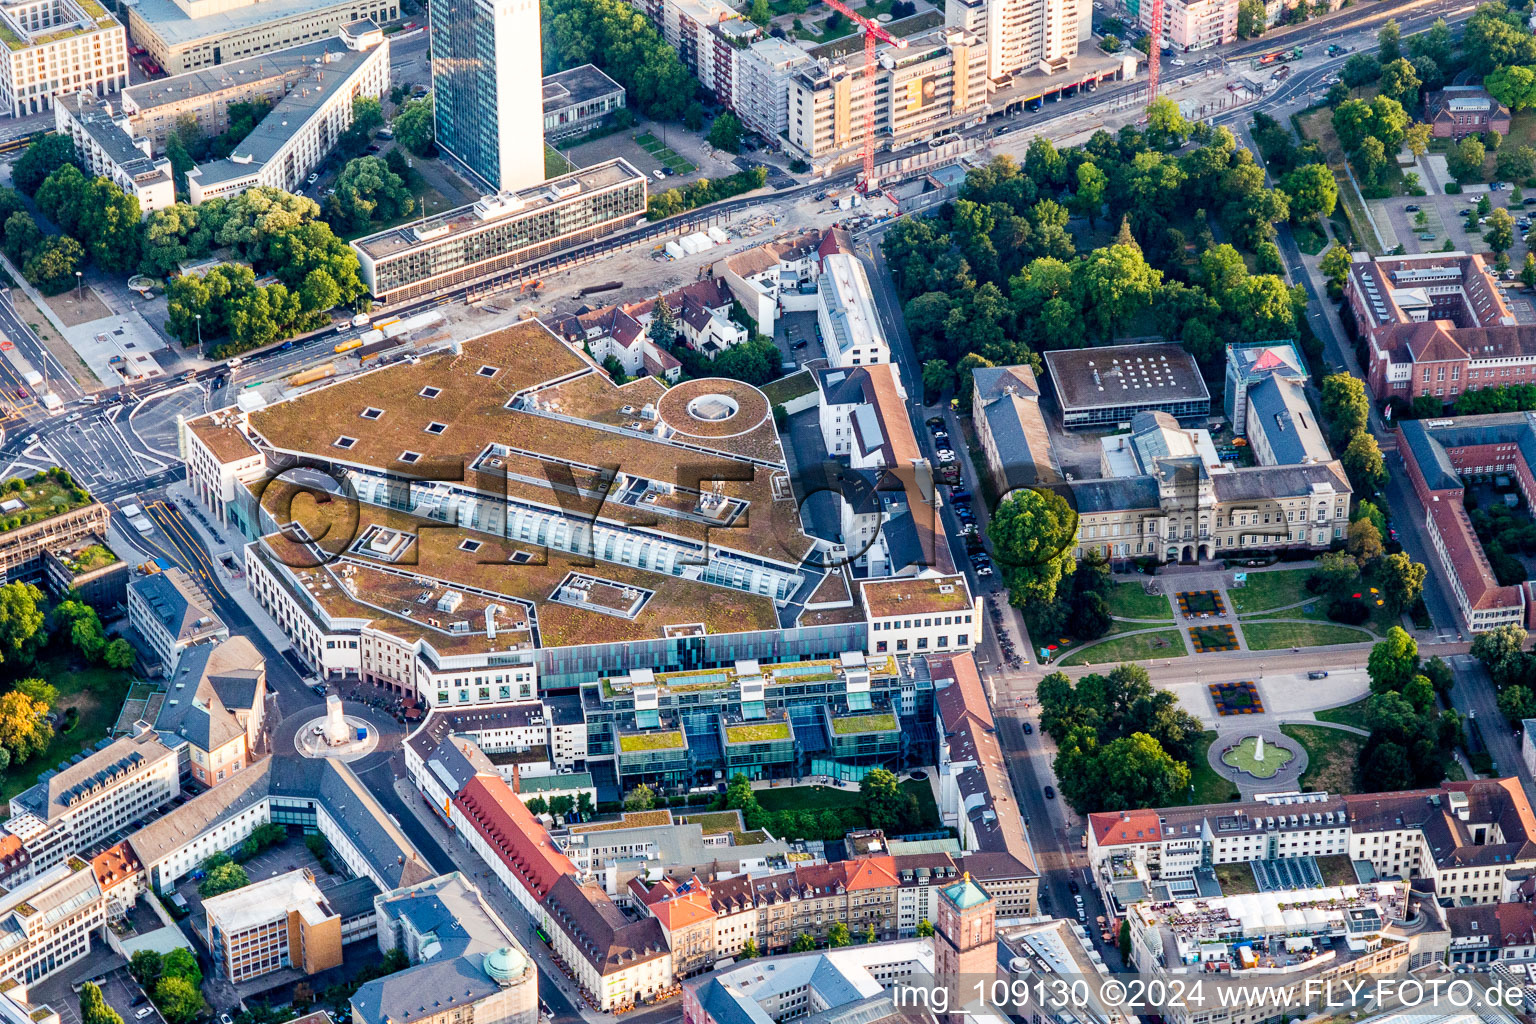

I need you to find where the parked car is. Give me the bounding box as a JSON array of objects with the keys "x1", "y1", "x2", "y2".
[
  {"x1": 1043, "y1": 785, "x2": 1055, "y2": 799},
  {"x1": 1022, "y1": 721, "x2": 1034, "y2": 734},
  {"x1": 1068, "y1": 879, "x2": 1079, "y2": 894},
  {"x1": 307, "y1": 172, "x2": 320, "y2": 185},
  {"x1": 792, "y1": 339, "x2": 809, "y2": 349},
  {"x1": 926, "y1": 416, "x2": 944, "y2": 427},
  {"x1": 1308, "y1": 670, "x2": 1329, "y2": 679},
  {"x1": 136, "y1": 1009, "x2": 153, "y2": 1020},
  {"x1": 1404, "y1": 204, "x2": 1419, "y2": 212}
]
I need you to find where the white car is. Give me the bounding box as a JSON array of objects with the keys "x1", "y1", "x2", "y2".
[
  {"x1": 65, "y1": 412, "x2": 82, "y2": 422},
  {"x1": 1171, "y1": 58, "x2": 1186, "y2": 65},
  {"x1": 22, "y1": 433, "x2": 37, "y2": 445}
]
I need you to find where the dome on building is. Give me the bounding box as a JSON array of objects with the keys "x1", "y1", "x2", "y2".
[{"x1": 484, "y1": 946, "x2": 526, "y2": 985}]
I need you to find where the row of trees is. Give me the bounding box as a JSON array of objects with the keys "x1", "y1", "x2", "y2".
[
  {"x1": 884, "y1": 124, "x2": 1311, "y2": 386},
  {"x1": 1359, "y1": 628, "x2": 1460, "y2": 791},
  {"x1": 128, "y1": 948, "x2": 204, "y2": 1024},
  {"x1": 1039, "y1": 663, "x2": 1204, "y2": 813},
  {"x1": 1318, "y1": 373, "x2": 1387, "y2": 496},
  {"x1": 525, "y1": 792, "x2": 595, "y2": 819},
  {"x1": 647, "y1": 166, "x2": 769, "y2": 220},
  {"x1": 1471, "y1": 624, "x2": 1536, "y2": 724}
]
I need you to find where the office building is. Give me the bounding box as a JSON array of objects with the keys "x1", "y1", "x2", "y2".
[
  {"x1": 152, "y1": 635, "x2": 267, "y2": 787},
  {"x1": 1398, "y1": 413, "x2": 1536, "y2": 632},
  {"x1": 971, "y1": 365, "x2": 1058, "y2": 492},
  {"x1": 944, "y1": 0, "x2": 1087, "y2": 82},
  {"x1": 817, "y1": 253, "x2": 890, "y2": 368},
  {"x1": 544, "y1": 875, "x2": 672, "y2": 1011},
  {"x1": 542, "y1": 64, "x2": 624, "y2": 142},
  {"x1": 357, "y1": 873, "x2": 538, "y2": 1024},
  {"x1": 428, "y1": 0, "x2": 543, "y2": 193},
  {"x1": 349, "y1": 160, "x2": 649, "y2": 302},
  {"x1": 128, "y1": 565, "x2": 228, "y2": 673},
  {"x1": 683, "y1": 940, "x2": 936, "y2": 1024},
  {"x1": 0, "y1": 860, "x2": 108, "y2": 984},
  {"x1": 1352, "y1": 252, "x2": 1536, "y2": 406},
  {"x1": 180, "y1": 25, "x2": 389, "y2": 202},
  {"x1": 1427, "y1": 86, "x2": 1512, "y2": 140},
  {"x1": 5, "y1": 731, "x2": 179, "y2": 872},
  {"x1": 1141, "y1": 0, "x2": 1235, "y2": 51},
  {"x1": 0, "y1": 0, "x2": 125, "y2": 116},
  {"x1": 202, "y1": 868, "x2": 345, "y2": 982},
  {"x1": 125, "y1": 0, "x2": 394, "y2": 75},
  {"x1": 0, "y1": 484, "x2": 108, "y2": 588},
  {"x1": 53, "y1": 93, "x2": 175, "y2": 213},
  {"x1": 42, "y1": 533, "x2": 127, "y2": 608},
  {"x1": 785, "y1": 28, "x2": 988, "y2": 174},
  {"x1": 1042, "y1": 342, "x2": 1210, "y2": 429}
]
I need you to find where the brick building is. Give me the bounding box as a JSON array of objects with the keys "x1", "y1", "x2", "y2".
[{"x1": 1427, "y1": 86, "x2": 1511, "y2": 140}]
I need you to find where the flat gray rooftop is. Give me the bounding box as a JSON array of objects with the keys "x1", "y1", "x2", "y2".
[
  {"x1": 542, "y1": 63, "x2": 623, "y2": 112},
  {"x1": 123, "y1": 35, "x2": 355, "y2": 112},
  {"x1": 1043, "y1": 343, "x2": 1209, "y2": 412},
  {"x1": 128, "y1": 0, "x2": 361, "y2": 48}
]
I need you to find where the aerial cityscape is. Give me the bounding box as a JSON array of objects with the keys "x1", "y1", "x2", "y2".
[{"x1": 3, "y1": 1, "x2": 1536, "y2": 1024}]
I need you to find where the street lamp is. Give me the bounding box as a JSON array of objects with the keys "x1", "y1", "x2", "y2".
[
  {"x1": 74, "y1": 271, "x2": 82, "y2": 300},
  {"x1": 194, "y1": 313, "x2": 202, "y2": 355}
]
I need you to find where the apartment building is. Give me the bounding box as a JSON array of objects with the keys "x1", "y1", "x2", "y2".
[
  {"x1": 1087, "y1": 780, "x2": 1536, "y2": 910},
  {"x1": 734, "y1": 38, "x2": 812, "y2": 144},
  {"x1": 971, "y1": 365, "x2": 1058, "y2": 493},
  {"x1": 946, "y1": 0, "x2": 1087, "y2": 81},
  {"x1": 203, "y1": 868, "x2": 344, "y2": 982},
  {"x1": 1142, "y1": 0, "x2": 1235, "y2": 51},
  {"x1": 126, "y1": 0, "x2": 394, "y2": 75},
  {"x1": 5, "y1": 731, "x2": 179, "y2": 872},
  {"x1": 1398, "y1": 413, "x2": 1534, "y2": 632},
  {"x1": 713, "y1": 227, "x2": 830, "y2": 333},
  {"x1": 152, "y1": 635, "x2": 267, "y2": 786},
  {"x1": 128, "y1": 565, "x2": 228, "y2": 673},
  {"x1": 350, "y1": 160, "x2": 649, "y2": 302},
  {"x1": 818, "y1": 253, "x2": 890, "y2": 368},
  {"x1": 451, "y1": 773, "x2": 577, "y2": 920},
  {"x1": 545, "y1": 875, "x2": 673, "y2": 1011},
  {"x1": 185, "y1": 25, "x2": 389, "y2": 202},
  {"x1": 0, "y1": 860, "x2": 108, "y2": 984},
  {"x1": 631, "y1": 0, "x2": 755, "y2": 102},
  {"x1": 53, "y1": 93, "x2": 174, "y2": 213},
  {"x1": 0, "y1": 0, "x2": 125, "y2": 116},
  {"x1": 785, "y1": 28, "x2": 988, "y2": 174},
  {"x1": 0, "y1": 491, "x2": 108, "y2": 588},
  {"x1": 1446, "y1": 901, "x2": 1536, "y2": 965},
  {"x1": 358, "y1": 873, "x2": 538, "y2": 1024}
]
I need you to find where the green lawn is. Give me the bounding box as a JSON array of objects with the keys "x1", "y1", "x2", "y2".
[
  {"x1": 618, "y1": 731, "x2": 684, "y2": 752},
  {"x1": 831, "y1": 713, "x2": 897, "y2": 735},
  {"x1": 633, "y1": 132, "x2": 694, "y2": 174},
  {"x1": 1229, "y1": 569, "x2": 1314, "y2": 615},
  {"x1": 1241, "y1": 620, "x2": 1373, "y2": 650},
  {"x1": 1186, "y1": 730, "x2": 1240, "y2": 805},
  {"x1": 1282, "y1": 724, "x2": 1363, "y2": 795},
  {"x1": 544, "y1": 144, "x2": 576, "y2": 179},
  {"x1": 1214, "y1": 863, "x2": 1260, "y2": 895},
  {"x1": 1058, "y1": 628, "x2": 1185, "y2": 667},
  {"x1": 755, "y1": 779, "x2": 939, "y2": 828},
  {"x1": 1293, "y1": 219, "x2": 1328, "y2": 255},
  {"x1": 1, "y1": 659, "x2": 133, "y2": 810},
  {"x1": 1316, "y1": 854, "x2": 1359, "y2": 887},
  {"x1": 1104, "y1": 581, "x2": 1173, "y2": 620},
  {"x1": 1314, "y1": 696, "x2": 1370, "y2": 730}
]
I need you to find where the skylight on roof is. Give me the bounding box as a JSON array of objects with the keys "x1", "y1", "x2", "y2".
[
  {"x1": 361, "y1": 407, "x2": 384, "y2": 420},
  {"x1": 477, "y1": 366, "x2": 500, "y2": 378},
  {"x1": 425, "y1": 422, "x2": 447, "y2": 434},
  {"x1": 399, "y1": 451, "x2": 421, "y2": 464},
  {"x1": 460, "y1": 539, "x2": 482, "y2": 552},
  {"x1": 420, "y1": 386, "x2": 442, "y2": 399},
  {"x1": 334, "y1": 436, "x2": 357, "y2": 449}
]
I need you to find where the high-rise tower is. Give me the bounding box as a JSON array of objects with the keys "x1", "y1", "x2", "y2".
[
  {"x1": 428, "y1": 0, "x2": 545, "y2": 193},
  {"x1": 933, "y1": 872, "x2": 996, "y2": 1023}
]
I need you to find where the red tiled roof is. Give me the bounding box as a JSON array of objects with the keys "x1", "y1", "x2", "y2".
[
  {"x1": 91, "y1": 841, "x2": 140, "y2": 891},
  {"x1": 794, "y1": 855, "x2": 899, "y2": 893},
  {"x1": 1088, "y1": 809, "x2": 1163, "y2": 847},
  {"x1": 651, "y1": 888, "x2": 715, "y2": 932},
  {"x1": 454, "y1": 774, "x2": 577, "y2": 902},
  {"x1": 931, "y1": 651, "x2": 993, "y2": 732}
]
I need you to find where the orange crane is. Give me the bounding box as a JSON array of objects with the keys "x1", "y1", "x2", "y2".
[
  {"x1": 1146, "y1": 0, "x2": 1164, "y2": 105},
  {"x1": 823, "y1": 0, "x2": 906, "y2": 191}
]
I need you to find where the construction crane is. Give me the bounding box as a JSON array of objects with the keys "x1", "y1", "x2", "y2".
[
  {"x1": 822, "y1": 0, "x2": 906, "y2": 191},
  {"x1": 1145, "y1": 0, "x2": 1164, "y2": 106}
]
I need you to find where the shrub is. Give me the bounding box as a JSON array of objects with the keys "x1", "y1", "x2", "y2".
[
  {"x1": 1327, "y1": 598, "x2": 1370, "y2": 624},
  {"x1": 1444, "y1": 181, "x2": 1462, "y2": 193}
]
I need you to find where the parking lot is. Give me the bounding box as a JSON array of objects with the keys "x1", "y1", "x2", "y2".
[
  {"x1": 1376, "y1": 186, "x2": 1536, "y2": 258},
  {"x1": 773, "y1": 310, "x2": 824, "y2": 370}
]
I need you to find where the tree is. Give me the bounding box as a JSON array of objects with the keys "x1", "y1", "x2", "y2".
[
  {"x1": 1498, "y1": 685, "x2": 1536, "y2": 725},
  {"x1": 648, "y1": 294, "x2": 676, "y2": 349},
  {"x1": 1280, "y1": 163, "x2": 1338, "y2": 221},
  {"x1": 1378, "y1": 58, "x2": 1421, "y2": 107},
  {"x1": 1498, "y1": 144, "x2": 1536, "y2": 182},
  {"x1": 328, "y1": 156, "x2": 413, "y2": 233},
  {"x1": 153, "y1": 977, "x2": 203, "y2": 1024},
  {"x1": 1321, "y1": 243, "x2": 1353, "y2": 295},
  {"x1": 0, "y1": 691, "x2": 49, "y2": 766},
  {"x1": 198, "y1": 861, "x2": 250, "y2": 897},
  {"x1": 747, "y1": 0, "x2": 771, "y2": 22},
  {"x1": 1403, "y1": 121, "x2": 1432, "y2": 159},
  {"x1": 916, "y1": 919, "x2": 934, "y2": 937},
  {"x1": 1463, "y1": 2, "x2": 1536, "y2": 75},
  {"x1": 0, "y1": 582, "x2": 45, "y2": 666},
  {"x1": 1486, "y1": 207, "x2": 1516, "y2": 254},
  {"x1": 1488, "y1": 64, "x2": 1536, "y2": 111},
  {"x1": 129, "y1": 950, "x2": 163, "y2": 988},
  {"x1": 13, "y1": 677, "x2": 55, "y2": 707},
  {"x1": 1378, "y1": 18, "x2": 1400, "y2": 62},
  {"x1": 740, "y1": 938, "x2": 760, "y2": 958},
  {"x1": 1145, "y1": 97, "x2": 1191, "y2": 149},
  {"x1": 1368, "y1": 627, "x2": 1419, "y2": 694},
  {"x1": 1409, "y1": 16, "x2": 1454, "y2": 69},
  {"x1": 862, "y1": 922, "x2": 877, "y2": 944},
  {"x1": 393, "y1": 96, "x2": 434, "y2": 156},
  {"x1": 1236, "y1": 0, "x2": 1264, "y2": 37},
  {"x1": 23, "y1": 237, "x2": 85, "y2": 295},
  {"x1": 1320, "y1": 373, "x2": 1369, "y2": 443},
  {"x1": 525, "y1": 796, "x2": 548, "y2": 815},
  {"x1": 1472, "y1": 623, "x2": 1529, "y2": 688},
  {"x1": 3, "y1": 211, "x2": 40, "y2": 266},
  {"x1": 1449, "y1": 135, "x2": 1487, "y2": 181},
  {"x1": 707, "y1": 111, "x2": 744, "y2": 153},
  {"x1": 1119, "y1": 919, "x2": 1132, "y2": 961},
  {"x1": 988, "y1": 488, "x2": 1077, "y2": 606},
  {"x1": 1342, "y1": 432, "x2": 1386, "y2": 491},
  {"x1": 624, "y1": 783, "x2": 656, "y2": 811},
  {"x1": 81, "y1": 983, "x2": 123, "y2": 1024},
  {"x1": 827, "y1": 922, "x2": 852, "y2": 947},
  {"x1": 13, "y1": 134, "x2": 80, "y2": 197},
  {"x1": 1346, "y1": 518, "x2": 1384, "y2": 566},
  {"x1": 1074, "y1": 161, "x2": 1107, "y2": 226},
  {"x1": 1073, "y1": 243, "x2": 1162, "y2": 339},
  {"x1": 1378, "y1": 552, "x2": 1427, "y2": 613},
  {"x1": 920, "y1": 358, "x2": 952, "y2": 401},
  {"x1": 1340, "y1": 53, "x2": 1381, "y2": 89},
  {"x1": 860, "y1": 768, "x2": 904, "y2": 832},
  {"x1": 790, "y1": 933, "x2": 816, "y2": 952}
]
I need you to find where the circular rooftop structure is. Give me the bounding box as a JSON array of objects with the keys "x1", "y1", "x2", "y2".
[
  {"x1": 484, "y1": 946, "x2": 527, "y2": 983},
  {"x1": 656, "y1": 378, "x2": 770, "y2": 438}
]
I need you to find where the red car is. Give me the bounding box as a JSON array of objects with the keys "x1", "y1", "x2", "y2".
[{"x1": 14, "y1": 388, "x2": 26, "y2": 399}]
